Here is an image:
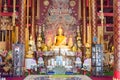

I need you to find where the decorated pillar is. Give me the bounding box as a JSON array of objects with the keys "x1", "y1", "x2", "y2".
[
  {"x1": 113, "y1": 0, "x2": 120, "y2": 80},
  {"x1": 18, "y1": 0, "x2": 26, "y2": 44},
  {"x1": 91, "y1": 0, "x2": 97, "y2": 44},
  {"x1": 82, "y1": 0, "x2": 87, "y2": 45}
]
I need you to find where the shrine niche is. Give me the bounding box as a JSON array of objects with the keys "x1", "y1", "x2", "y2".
[
  {"x1": 36, "y1": 0, "x2": 82, "y2": 74},
  {"x1": 44, "y1": 0, "x2": 76, "y2": 45},
  {"x1": 0, "y1": 1, "x2": 13, "y2": 50}
]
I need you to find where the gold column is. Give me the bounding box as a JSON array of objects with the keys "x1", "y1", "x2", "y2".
[
  {"x1": 25, "y1": 0, "x2": 30, "y2": 53},
  {"x1": 15, "y1": 27, "x2": 18, "y2": 42},
  {"x1": 18, "y1": 0, "x2": 26, "y2": 44},
  {"x1": 12, "y1": 0, "x2": 16, "y2": 43},
  {"x1": 87, "y1": 0, "x2": 92, "y2": 44},
  {"x1": 83, "y1": 0, "x2": 87, "y2": 45},
  {"x1": 37, "y1": 0, "x2": 40, "y2": 19},
  {"x1": 5, "y1": 30, "x2": 7, "y2": 50},
  {"x1": 100, "y1": 0, "x2": 104, "y2": 44},
  {"x1": 8, "y1": 30, "x2": 12, "y2": 50},
  {"x1": 14, "y1": 0, "x2": 19, "y2": 43},
  {"x1": 31, "y1": 0, "x2": 35, "y2": 40},
  {"x1": 78, "y1": 0, "x2": 81, "y2": 20},
  {"x1": 91, "y1": 0, "x2": 97, "y2": 44},
  {"x1": 97, "y1": 0, "x2": 104, "y2": 44},
  {"x1": 13, "y1": 0, "x2": 16, "y2": 26}
]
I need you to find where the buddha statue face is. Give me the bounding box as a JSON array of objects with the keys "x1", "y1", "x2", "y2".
[{"x1": 58, "y1": 26, "x2": 63, "y2": 35}]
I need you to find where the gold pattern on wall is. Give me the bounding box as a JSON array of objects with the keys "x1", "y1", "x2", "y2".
[
  {"x1": 43, "y1": 0, "x2": 49, "y2": 6},
  {"x1": 70, "y1": 0, "x2": 76, "y2": 7}
]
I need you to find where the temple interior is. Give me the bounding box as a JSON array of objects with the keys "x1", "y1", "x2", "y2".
[{"x1": 0, "y1": 0, "x2": 118, "y2": 80}]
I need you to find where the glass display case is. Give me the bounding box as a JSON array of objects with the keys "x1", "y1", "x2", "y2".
[{"x1": 92, "y1": 44, "x2": 103, "y2": 76}]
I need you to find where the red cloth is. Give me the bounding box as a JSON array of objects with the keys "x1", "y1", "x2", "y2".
[{"x1": 113, "y1": 70, "x2": 120, "y2": 79}]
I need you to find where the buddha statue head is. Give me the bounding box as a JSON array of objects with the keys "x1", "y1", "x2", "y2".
[{"x1": 57, "y1": 25, "x2": 63, "y2": 36}]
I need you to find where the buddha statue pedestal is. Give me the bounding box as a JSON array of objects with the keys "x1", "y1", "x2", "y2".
[
  {"x1": 25, "y1": 50, "x2": 37, "y2": 73},
  {"x1": 53, "y1": 45, "x2": 70, "y2": 55},
  {"x1": 75, "y1": 57, "x2": 82, "y2": 68}
]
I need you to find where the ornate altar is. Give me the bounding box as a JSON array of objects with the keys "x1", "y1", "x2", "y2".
[{"x1": 36, "y1": 0, "x2": 82, "y2": 74}]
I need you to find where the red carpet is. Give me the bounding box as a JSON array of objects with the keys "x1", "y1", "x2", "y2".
[
  {"x1": 90, "y1": 76, "x2": 112, "y2": 80},
  {"x1": 3, "y1": 76, "x2": 112, "y2": 80},
  {"x1": 6, "y1": 77, "x2": 25, "y2": 80}
]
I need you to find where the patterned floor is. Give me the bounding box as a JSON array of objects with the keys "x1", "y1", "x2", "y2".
[
  {"x1": 1, "y1": 76, "x2": 112, "y2": 80},
  {"x1": 24, "y1": 75, "x2": 92, "y2": 80}
]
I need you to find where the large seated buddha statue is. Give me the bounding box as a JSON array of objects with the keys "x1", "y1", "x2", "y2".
[
  {"x1": 51, "y1": 25, "x2": 75, "y2": 56},
  {"x1": 54, "y1": 26, "x2": 67, "y2": 46}
]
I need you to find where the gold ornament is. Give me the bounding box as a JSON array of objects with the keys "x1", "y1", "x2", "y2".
[
  {"x1": 43, "y1": 0, "x2": 49, "y2": 6},
  {"x1": 70, "y1": 1, "x2": 76, "y2": 7}
]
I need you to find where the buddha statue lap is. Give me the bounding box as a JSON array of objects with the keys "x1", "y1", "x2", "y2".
[
  {"x1": 37, "y1": 34, "x2": 42, "y2": 50},
  {"x1": 25, "y1": 47, "x2": 37, "y2": 70},
  {"x1": 29, "y1": 35, "x2": 36, "y2": 51},
  {"x1": 26, "y1": 35, "x2": 36, "y2": 58},
  {"x1": 26, "y1": 47, "x2": 34, "y2": 58}
]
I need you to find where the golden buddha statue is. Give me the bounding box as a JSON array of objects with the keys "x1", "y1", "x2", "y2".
[
  {"x1": 41, "y1": 42, "x2": 48, "y2": 51},
  {"x1": 37, "y1": 34, "x2": 42, "y2": 50},
  {"x1": 68, "y1": 35, "x2": 73, "y2": 48},
  {"x1": 77, "y1": 40, "x2": 82, "y2": 48},
  {"x1": 72, "y1": 44, "x2": 77, "y2": 52},
  {"x1": 26, "y1": 47, "x2": 34, "y2": 58},
  {"x1": 54, "y1": 26, "x2": 67, "y2": 46},
  {"x1": 29, "y1": 35, "x2": 36, "y2": 51},
  {"x1": 77, "y1": 33, "x2": 81, "y2": 41},
  {"x1": 85, "y1": 48, "x2": 91, "y2": 58},
  {"x1": 46, "y1": 37, "x2": 52, "y2": 48}
]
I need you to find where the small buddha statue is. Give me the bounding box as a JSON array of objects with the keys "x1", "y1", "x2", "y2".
[
  {"x1": 77, "y1": 39, "x2": 82, "y2": 48},
  {"x1": 37, "y1": 34, "x2": 42, "y2": 50},
  {"x1": 85, "y1": 48, "x2": 91, "y2": 58},
  {"x1": 54, "y1": 26, "x2": 67, "y2": 46},
  {"x1": 68, "y1": 35, "x2": 73, "y2": 48},
  {"x1": 41, "y1": 42, "x2": 48, "y2": 51},
  {"x1": 72, "y1": 44, "x2": 77, "y2": 52},
  {"x1": 26, "y1": 47, "x2": 34, "y2": 58},
  {"x1": 77, "y1": 33, "x2": 81, "y2": 41},
  {"x1": 46, "y1": 37, "x2": 52, "y2": 48},
  {"x1": 29, "y1": 35, "x2": 36, "y2": 51}
]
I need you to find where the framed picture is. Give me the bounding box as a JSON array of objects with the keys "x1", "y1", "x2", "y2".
[{"x1": 12, "y1": 43, "x2": 25, "y2": 76}]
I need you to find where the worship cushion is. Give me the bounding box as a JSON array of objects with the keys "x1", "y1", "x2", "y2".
[
  {"x1": 65, "y1": 71, "x2": 73, "y2": 75},
  {"x1": 47, "y1": 71, "x2": 54, "y2": 75}
]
